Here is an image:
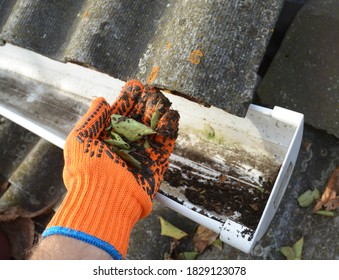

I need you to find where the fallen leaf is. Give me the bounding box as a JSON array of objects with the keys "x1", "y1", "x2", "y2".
[
  {"x1": 218, "y1": 175, "x2": 227, "y2": 184},
  {"x1": 280, "y1": 237, "x2": 304, "y2": 260},
  {"x1": 314, "y1": 210, "x2": 335, "y2": 217},
  {"x1": 163, "y1": 238, "x2": 180, "y2": 260},
  {"x1": 193, "y1": 225, "x2": 219, "y2": 253},
  {"x1": 0, "y1": 228, "x2": 11, "y2": 259},
  {"x1": 324, "y1": 197, "x2": 339, "y2": 211},
  {"x1": 0, "y1": 180, "x2": 10, "y2": 197},
  {"x1": 250, "y1": 203, "x2": 259, "y2": 211},
  {"x1": 1, "y1": 217, "x2": 35, "y2": 259},
  {"x1": 0, "y1": 205, "x2": 53, "y2": 222},
  {"x1": 292, "y1": 237, "x2": 304, "y2": 260},
  {"x1": 212, "y1": 238, "x2": 223, "y2": 251},
  {"x1": 297, "y1": 189, "x2": 320, "y2": 208},
  {"x1": 177, "y1": 251, "x2": 199, "y2": 260},
  {"x1": 159, "y1": 216, "x2": 187, "y2": 240},
  {"x1": 169, "y1": 238, "x2": 180, "y2": 255},
  {"x1": 163, "y1": 252, "x2": 172, "y2": 260},
  {"x1": 313, "y1": 167, "x2": 339, "y2": 212},
  {"x1": 280, "y1": 246, "x2": 295, "y2": 260}
]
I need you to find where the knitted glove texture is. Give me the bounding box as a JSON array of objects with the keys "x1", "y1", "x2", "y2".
[{"x1": 43, "y1": 80, "x2": 179, "y2": 258}]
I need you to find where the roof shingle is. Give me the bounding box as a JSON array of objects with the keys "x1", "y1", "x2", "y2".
[{"x1": 0, "y1": 0, "x2": 283, "y2": 116}]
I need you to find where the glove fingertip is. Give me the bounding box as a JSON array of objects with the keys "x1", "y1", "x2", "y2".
[
  {"x1": 123, "y1": 80, "x2": 144, "y2": 92},
  {"x1": 157, "y1": 110, "x2": 180, "y2": 138},
  {"x1": 73, "y1": 97, "x2": 111, "y2": 138},
  {"x1": 111, "y1": 80, "x2": 145, "y2": 115}
]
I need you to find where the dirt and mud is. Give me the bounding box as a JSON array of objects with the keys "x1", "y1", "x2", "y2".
[{"x1": 162, "y1": 148, "x2": 280, "y2": 230}]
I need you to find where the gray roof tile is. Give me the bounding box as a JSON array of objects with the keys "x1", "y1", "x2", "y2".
[
  {"x1": 0, "y1": 0, "x2": 283, "y2": 116},
  {"x1": 257, "y1": 0, "x2": 339, "y2": 138},
  {"x1": 0, "y1": 117, "x2": 65, "y2": 219}
]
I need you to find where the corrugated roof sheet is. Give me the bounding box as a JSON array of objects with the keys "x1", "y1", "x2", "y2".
[
  {"x1": 0, "y1": 0, "x2": 283, "y2": 117},
  {"x1": 0, "y1": 116, "x2": 66, "y2": 218}
]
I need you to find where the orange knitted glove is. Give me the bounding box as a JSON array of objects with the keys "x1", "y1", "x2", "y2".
[{"x1": 43, "y1": 80, "x2": 179, "y2": 259}]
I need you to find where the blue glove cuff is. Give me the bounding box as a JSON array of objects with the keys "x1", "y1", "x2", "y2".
[{"x1": 42, "y1": 226, "x2": 123, "y2": 260}]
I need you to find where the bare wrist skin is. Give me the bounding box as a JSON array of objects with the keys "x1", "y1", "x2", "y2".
[{"x1": 30, "y1": 236, "x2": 113, "y2": 260}]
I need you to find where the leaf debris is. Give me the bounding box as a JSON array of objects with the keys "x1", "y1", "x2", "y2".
[
  {"x1": 297, "y1": 189, "x2": 320, "y2": 208},
  {"x1": 280, "y1": 237, "x2": 304, "y2": 260},
  {"x1": 159, "y1": 216, "x2": 188, "y2": 240},
  {"x1": 104, "y1": 114, "x2": 157, "y2": 169},
  {"x1": 192, "y1": 225, "x2": 219, "y2": 253},
  {"x1": 313, "y1": 167, "x2": 339, "y2": 213}
]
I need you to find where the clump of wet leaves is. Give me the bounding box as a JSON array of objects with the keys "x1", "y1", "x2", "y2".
[
  {"x1": 104, "y1": 114, "x2": 157, "y2": 169},
  {"x1": 159, "y1": 217, "x2": 221, "y2": 260}
]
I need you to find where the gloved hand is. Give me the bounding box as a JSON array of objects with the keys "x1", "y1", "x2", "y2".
[{"x1": 42, "y1": 80, "x2": 179, "y2": 259}]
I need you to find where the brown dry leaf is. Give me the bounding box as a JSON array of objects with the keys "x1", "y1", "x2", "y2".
[
  {"x1": 169, "y1": 238, "x2": 180, "y2": 255},
  {"x1": 164, "y1": 239, "x2": 180, "y2": 260},
  {"x1": 313, "y1": 167, "x2": 339, "y2": 212},
  {"x1": 324, "y1": 197, "x2": 339, "y2": 211},
  {"x1": 0, "y1": 180, "x2": 10, "y2": 197},
  {"x1": 193, "y1": 225, "x2": 219, "y2": 253},
  {"x1": 250, "y1": 203, "x2": 259, "y2": 211},
  {"x1": 1, "y1": 217, "x2": 35, "y2": 259},
  {"x1": 0, "y1": 205, "x2": 53, "y2": 222},
  {"x1": 218, "y1": 175, "x2": 227, "y2": 184}
]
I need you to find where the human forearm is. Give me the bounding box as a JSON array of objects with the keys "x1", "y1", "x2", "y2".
[{"x1": 30, "y1": 235, "x2": 112, "y2": 260}]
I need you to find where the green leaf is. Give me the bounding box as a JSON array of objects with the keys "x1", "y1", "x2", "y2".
[
  {"x1": 280, "y1": 237, "x2": 304, "y2": 260},
  {"x1": 312, "y1": 189, "x2": 321, "y2": 200},
  {"x1": 116, "y1": 150, "x2": 142, "y2": 170},
  {"x1": 297, "y1": 189, "x2": 320, "y2": 208},
  {"x1": 292, "y1": 237, "x2": 304, "y2": 260},
  {"x1": 298, "y1": 190, "x2": 315, "y2": 207},
  {"x1": 110, "y1": 131, "x2": 129, "y2": 145},
  {"x1": 104, "y1": 139, "x2": 130, "y2": 150},
  {"x1": 159, "y1": 216, "x2": 188, "y2": 240},
  {"x1": 177, "y1": 252, "x2": 199, "y2": 260},
  {"x1": 280, "y1": 246, "x2": 296, "y2": 260},
  {"x1": 143, "y1": 139, "x2": 151, "y2": 149},
  {"x1": 212, "y1": 238, "x2": 223, "y2": 250},
  {"x1": 315, "y1": 210, "x2": 335, "y2": 217},
  {"x1": 150, "y1": 109, "x2": 160, "y2": 130},
  {"x1": 111, "y1": 114, "x2": 156, "y2": 142},
  {"x1": 257, "y1": 185, "x2": 264, "y2": 193}
]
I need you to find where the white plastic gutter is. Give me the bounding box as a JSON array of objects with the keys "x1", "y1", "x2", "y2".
[{"x1": 0, "y1": 43, "x2": 304, "y2": 253}]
